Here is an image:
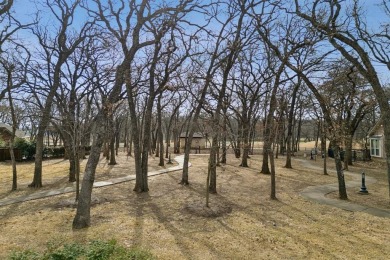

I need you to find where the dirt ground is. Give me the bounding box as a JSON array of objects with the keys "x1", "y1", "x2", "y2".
[{"x1": 0, "y1": 147, "x2": 389, "y2": 259}]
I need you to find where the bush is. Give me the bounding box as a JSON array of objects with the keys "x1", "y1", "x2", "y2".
[
  {"x1": 52, "y1": 147, "x2": 65, "y2": 158},
  {"x1": 13, "y1": 138, "x2": 66, "y2": 160},
  {"x1": 13, "y1": 138, "x2": 35, "y2": 160},
  {"x1": 45, "y1": 242, "x2": 85, "y2": 260},
  {"x1": 0, "y1": 137, "x2": 6, "y2": 148},
  {"x1": 86, "y1": 240, "x2": 118, "y2": 260},
  {"x1": 43, "y1": 146, "x2": 66, "y2": 158},
  {"x1": 8, "y1": 239, "x2": 155, "y2": 260},
  {"x1": 8, "y1": 250, "x2": 40, "y2": 260}
]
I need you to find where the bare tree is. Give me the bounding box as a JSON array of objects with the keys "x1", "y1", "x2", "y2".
[
  {"x1": 178, "y1": 1, "x2": 228, "y2": 185},
  {"x1": 0, "y1": 1, "x2": 32, "y2": 190},
  {"x1": 253, "y1": 2, "x2": 349, "y2": 199},
  {"x1": 320, "y1": 61, "x2": 374, "y2": 170},
  {"x1": 0, "y1": 1, "x2": 33, "y2": 102},
  {"x1": 228, "y1": 47, "x2": 270, "y2": 167},
  {"x1": 52, "y1": 35, "x2": 97, "y2": 183},
  {"x1": 163, "y1": 91, "x2": 186, "y2": 159},
  {"x1": 252, "y1": 3, "x2": 299, "y2": 183},
  {"x1": 0, "y1": 45, "x2": 30, "y2": 190},
  {"x1": 29, "y1": 0, "x2": 93, "y2": 188},
  {"x1": 284, "y1": 78, "x2": 301, "y2": 168},
  {"x1": 73, "y1": 0, "x2": 197, "y2": 228},
  {"x1": 214, "y1": 0, "x2": 255, "y2": 190},
  {"x1": 293, "y1": 0, "x2": 390, "y2": 200}
]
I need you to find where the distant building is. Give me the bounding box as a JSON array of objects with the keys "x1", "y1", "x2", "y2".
[
  {"x1": 0, "y1": 123, "x2": 27, "y2": 143},
  {"x1": 179, "y1": 132, "x2": 206, "y2": 150},
  {"x1": 368, "y1": 119, "x2": 386, "y2": 158}
]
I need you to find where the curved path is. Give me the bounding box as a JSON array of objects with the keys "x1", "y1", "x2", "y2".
[
  {"x1": 0, "y1": 155, "x2": 187, "y2": 207},
  {"x1": 2, "y1": 155, "x2": 389, "y2": 218},
  {"x1": 298, "y1": 158, "x2": 390, "y2": 218}
]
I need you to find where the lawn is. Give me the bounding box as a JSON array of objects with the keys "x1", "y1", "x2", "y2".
[{"x1": 0, "y1": 148, "x2": 389, "y2": 259}]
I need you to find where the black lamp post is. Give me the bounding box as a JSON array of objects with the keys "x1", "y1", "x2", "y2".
[{"x1": 359, "y1": 171, "x2": 368, "y2": 194}]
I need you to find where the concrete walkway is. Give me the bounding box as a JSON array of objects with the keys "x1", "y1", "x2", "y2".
[
  {"x1": 298, "y1": 158, "x2": 390, "y2": 218},
  {"x1": 0, "y1": 155, "x2": 187, "y2": 207}
]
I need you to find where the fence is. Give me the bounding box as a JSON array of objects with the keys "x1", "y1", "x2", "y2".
[{"x1": 0, "y1": 148, "x2": 22, "y2": 161}]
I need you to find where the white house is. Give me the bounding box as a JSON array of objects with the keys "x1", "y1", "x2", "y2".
[{"x1": 368, "y1": 119, "x2": 386, "y2": 158}]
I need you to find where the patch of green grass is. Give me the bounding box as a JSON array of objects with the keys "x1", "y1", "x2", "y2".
[
  {"x1": 8, "y1": 239, "x2": 154, "y2": 260},
  {"x1": 8, "y1": 250, "x2": 40, "y2": 260}
]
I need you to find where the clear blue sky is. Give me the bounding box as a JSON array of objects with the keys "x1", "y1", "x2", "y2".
[{"x1": 9, "y1": 0, "x2": 390, "y2": 84}]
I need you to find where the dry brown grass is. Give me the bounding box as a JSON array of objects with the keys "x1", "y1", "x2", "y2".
[{"x1": 0, "y1": 149, "x2": 389, "y2": 259}]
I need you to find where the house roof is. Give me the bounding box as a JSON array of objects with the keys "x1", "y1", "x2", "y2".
[
  {"x1": 367, "y1": 116, "x2": 383, "y2": 137},
  {"x1": 0, "y1": 123, "x2": 27, "y2": 138},
  {"x1": 180, "y1": 132, "x2": 203, "y2": 138}
]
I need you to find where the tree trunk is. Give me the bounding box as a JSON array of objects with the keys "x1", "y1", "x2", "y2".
[
  {"x1": 124, "y1": 115, "x2": 129, "y2": 150},
  {"x1": 270, "y1": 149, "x2": 276, "y2": 200},
  {"x1": 68, "y1": 151, "x2": 76, "y2": 182},
  {"x1": 165, "y1": 125, "x2": 171, "y2": 159},
  {"x1": 315, "y1": 121, "x2": 320, "y2": 149},
  {"x1": 261, "y1": 115, "x2": 271, "y2": 173},
  {"x1": 285, "y1": 82, "x2": 300, "y2": 168},
  {"x1": 109, "y1": 133, "x2": 116, "y2": 165},
  {"x1": 208, "y1": 136, "x2": 218, "y2": 194},
  {"x1": 205, "y1": 158, "x2": 211, "y2": 207},
  {"x1": 240, "y1": 120, "x2": 250, "y2": 167},
  {"x1": 295, "y1": 106, "x2": 303, "y2": 152},
  {"x1": 152, "y1": 127, "x2": 158, "y2": 156},
  {"x1": 6, "y1": 70, "x2": 18, "y2": 191},
  {"x1": 332, "y1": 143, "x2": 348, "y2": 200},
  {"x1": 128, "y1": 73, "x2": 155, "y2": 193},
  {"x1": 75, "y1": 147, "x2": 80, "y2": 201},
  {"x1": 115, "y1": 121, "x2": 120, "y2": 156},
  {"x1": 383, "y1": 116, "x2": 390, "y2": 200},
  {"x1": 103, "y1": 140, "x2": 108, "y2": 158},
  {"x1": 221, "y1": 105, "x2": 227, "y2": 164},
  {"x1": 73, "y1": 115, "x2": 106, "y2": 229},
  {"x1": 157, "y1": 94, "x2": 164, "y2": 166},
  {"x1": 128, "y1": 93, "x2": 147, "y2": 192},
  {"x1": 181, "y1": 120, "x2": 196, "y2": 185},
  {"x1": 344, "y1": 134, "x2": 353, "y2": 168},
  {"x1": 30, "y1": 127, "x2": 45, "y2": 188},
  {"x1": 261, "y1": 143, "x2": 270, "y2": 173},
  {"x1": 10, "y1": 144, "x2": 17, "y2": 191},
  {"x1": 322, "y1": 122, "x2": 328, "y2": 175},
  {"x1": 128, "y1": 132, "x2": 133, "y2": 156}
]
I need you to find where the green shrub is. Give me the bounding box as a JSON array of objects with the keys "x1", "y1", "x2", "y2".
[
  {"x1": 13, "y1": 138, "x2": 35, "y2": 160},
  {"x1": 44, "y1": 242, "x2": 85, "y2": 260},
  {"x1": 8, "y1": 240, "x2": 155, "y2": 260},
  {"x1": 43, "y1": 147, "x2": 52, "y2": 158},
  {"x1": 0, "y1": 137, "x2": 6, "y2": 147},
  {"x1": 86, "y1": 240, "x2": 117, "y2": 260},
  {"x1": 8, "y1": 249, "x2": 40, "y2": 260},
  {"x1": 52, "y1": 147, "x2": 65, "y2": 158}
]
